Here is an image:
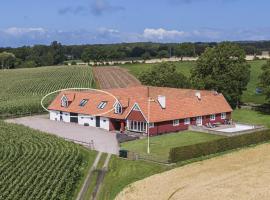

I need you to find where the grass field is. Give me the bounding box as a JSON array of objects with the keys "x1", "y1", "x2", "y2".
[
  {"x1": 99, "y1": 156, "x2": 168, "y2": 200},
  {"x1": 121, "y1": 131, "x2": 224, "y2": 162},
  {"x1": 0, "y1": 65, "x2": 94, "y2": 116},
  {"x1": 232, "y1": 108, "x2": 270, "y2": 128},
  {"x1": 241, "y1": 60, "x2": 267, "y2": 104},
  {"x1": 0, "y1": 121, "x2": 96, "y2": 200},
  {"x1": 122, "y1": 60, "x2": 268, "y2": 104}
]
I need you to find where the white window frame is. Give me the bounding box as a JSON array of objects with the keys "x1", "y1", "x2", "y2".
[
  {"x1": 133, "y1": 104, "x2": 140, "y2": 111},
  {"x1": 79, "y1": 99, "x2": 88, "y2": 107},
  {"x1": 98, "y1": 101, "x2": 107, "y2": 109},
  {"x1": 173, "y1": 119, "x2": 179, "y2": 126},
  {"x1": 221, "y1": 112, "x2": 226, "y2": 119},
  {"x1": 61, "y1": 96, "x2": 68, "y2": 107},
  {"x1": 149, "y1": 122, "x2": 154, "y2": 128},
  {"x1": 184, "y1": 118, "x2": 190, "y2": 125},
  {"x1": 114, "y1": 102, "x2": 122, "y2": 114},
  {"x1": 210, "y1": 114, "x2": 215, "y2": 121}
]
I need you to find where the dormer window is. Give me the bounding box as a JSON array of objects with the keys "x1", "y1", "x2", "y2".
[
  {"x1": 61, "y1": 96, "x2": 68, "y2": 108},
  {"x1": 79, "y1": 99, "x2": 88, "y2": 107},
  {"x1": 98, "y1": 101, "x2": 107, "y2": 109},
  {"x1": 114, "y1": 102, "x2": 122, "y2": 114}
]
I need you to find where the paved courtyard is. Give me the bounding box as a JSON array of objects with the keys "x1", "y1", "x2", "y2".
[{"x1": 6, "y1": 115, "x2": 119, "y2": 155}]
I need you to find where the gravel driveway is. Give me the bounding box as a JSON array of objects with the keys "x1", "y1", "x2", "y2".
[{"x1": 6, "y1": 115, "x2": 119, "y2": 155}]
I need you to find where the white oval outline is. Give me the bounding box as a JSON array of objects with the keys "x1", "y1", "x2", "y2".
[{"x1": 40, "y1": 88, "x2": 118, "y2": 117}]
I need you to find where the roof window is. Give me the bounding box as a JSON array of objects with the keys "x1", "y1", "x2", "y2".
[
  {"x1": 79, "y1": 99, "x2": 88, "y2": 107},
  {"x1": 98, "y1": 101, "x2": 107, "y2": 109}
]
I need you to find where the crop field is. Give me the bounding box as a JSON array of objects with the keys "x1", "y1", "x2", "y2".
[
  {"x1": 116, "y1": 143, "x2": 270, "y2": 200},
  {"x1": 122, "y1": 60, "x2": 268, "y2": 104},
  {"x1": 93, "y1": 66, "x2": 141, "y2": 89},
  {"x1": 0, "y1": 121, "x2": 96, "y2": 200},
  {"x1": 0, "y1": 65, "x2": 94, "y2": 116}
]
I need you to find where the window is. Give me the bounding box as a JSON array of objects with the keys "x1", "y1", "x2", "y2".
[
  {"x1": 79, "y1": 99, "x2": 88, "y2": 107},
  {"x1": 133, "y1": 104, "x2": 140, "y2": 111},
  {"x1": 173, "y1": 119, "x2": 179, "y2": 126},
  {"x1": 98, "y1": 101, "x2": 107, "y2": 109},
  {"x1": 149, "y1": 122, "x2": 154, "y2": 128},
  {"x1": 221, "y1": 112, "x2": 226, "y2": 119},
  {"x1": 210, "y1": 114, "x2": 215, "y2": 121},
  {"x1": 114, "y1": 102, "x2": 122, "y2": 114},
  {"x1": 184, "y1": 118, "x2": 190, "y2": 125},
  {"x1": 61, "y1": 96, "x2": 68, "y2": 107}
]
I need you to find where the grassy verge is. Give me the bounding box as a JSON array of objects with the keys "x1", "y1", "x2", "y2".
[
  {"x1": 98, "y1": 156, "x2": 169, "y2": 200},
  {"x1": 242, "y1": 60, "x2": 267, "y2": 104},
  {"x1": 72, "y1": 148, "x2": 97, "y2": 200},
  {"x1": 121, "y1": 131, "x2": 223, "y2": 162},
  {"x1": 83, "y1": 153, "x2": 107, "y2": 200},
  {"x1": 232, "y1": 108, "x2": 270, "y2": 128}
]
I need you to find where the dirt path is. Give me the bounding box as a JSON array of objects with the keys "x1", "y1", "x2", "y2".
[
  {"x1": 92, "y1": 153, "x2": 111, "y2": 200},
  {"x1": 77, "y1": 152, "x2": 102, "y2": 200},
  {"x1": 116, "y1": 143, "x2": 270, "y2": 200}
]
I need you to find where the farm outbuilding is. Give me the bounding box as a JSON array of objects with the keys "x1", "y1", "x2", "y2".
[{"x1": 48, "y1": 86, "x2": 232, "y2": 136}]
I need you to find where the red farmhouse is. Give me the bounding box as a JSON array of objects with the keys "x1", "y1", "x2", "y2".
[{"x1": 48, "y1": 86, "x2": 233, "y2": 136}]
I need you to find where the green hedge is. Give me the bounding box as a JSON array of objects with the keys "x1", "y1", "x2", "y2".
[{"x1": 169, "y1": 130, "x2": 270, "y2": 163}]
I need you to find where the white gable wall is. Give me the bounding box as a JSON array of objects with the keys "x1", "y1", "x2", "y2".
[{"x1": 78, "y1": 114, "x2": 96, "y2": 127}]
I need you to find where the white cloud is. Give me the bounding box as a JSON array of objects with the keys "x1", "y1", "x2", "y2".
[
  {"x1": 143, "y1": 28, "x2": 187, "y2": 40},
  {"x1": 3, "y1": 27, "x2": 46, "y2": 36}
]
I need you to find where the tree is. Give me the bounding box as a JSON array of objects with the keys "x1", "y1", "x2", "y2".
[
  {"x1": 175, "y1": 43, "x2": 195, "y2": 59},
  {"x1": 139, "y1": 62, "x2": 190, "y2": 88},
  {"x1": 259, "y1": 60, "x2": 270, "y2": 102},
  {"x1": 191, "y1": 42, "x2": 250, "y2": 108},
  {"x1": 157, "y1": 50, "x2": 169, "y2": 58},
  {"x1": 0, "y1": 52, "x2": 16, "y2": 69}
]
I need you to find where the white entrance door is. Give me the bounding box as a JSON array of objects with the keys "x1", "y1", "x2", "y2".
[{"x1": 196, "y1": 116, "x2": 202, "y2": 126}]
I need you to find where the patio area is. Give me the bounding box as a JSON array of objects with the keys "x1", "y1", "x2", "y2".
[{"x1": 189, "y1": 122, "x2": 266, "y2": 136}]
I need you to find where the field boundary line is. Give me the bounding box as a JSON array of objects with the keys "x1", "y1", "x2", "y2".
[{"x1": 76, "y1": 151, "x2": 102, "y2": 200}]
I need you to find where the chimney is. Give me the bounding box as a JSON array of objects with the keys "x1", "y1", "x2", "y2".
[
  {"x1": 195, "y1": 91, "x2": 201, "y2": 100},
  {"x1": 158, "y1": 95, "x2": 166, "y2": 109}
]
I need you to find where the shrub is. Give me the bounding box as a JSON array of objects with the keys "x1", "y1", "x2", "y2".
[{"x1": 169, "y1": 130, "x2": 270, "y2": 163}]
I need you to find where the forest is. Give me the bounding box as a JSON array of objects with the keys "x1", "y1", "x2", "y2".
[{"x1": 0, "y1": 41, "x2": 270, "y2": 69}]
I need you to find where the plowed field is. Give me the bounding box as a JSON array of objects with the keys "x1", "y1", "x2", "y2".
[{"x1": 93, "y1": 67, "x2": 141, "y2": 89}]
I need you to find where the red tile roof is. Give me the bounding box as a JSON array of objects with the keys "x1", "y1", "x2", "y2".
[{"x1": 48, "y1": 86, "x2": 233, "y2": 122}]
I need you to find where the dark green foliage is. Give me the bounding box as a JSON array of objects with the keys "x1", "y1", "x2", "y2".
[
  {"x1": 191, "y1": 42, "x2": 251, "y2": 108},
  {"x1": 0, "y1": 121, "x2": 95, "y2": 200},
  {"x1": 169, "y1": 130, "x2": 270, "y2": 163},
  {"x1": 139, "y1": 62, "x2": 190, "y2": 88},
  {"x1": 1, "y1": 41, "x2": 270, "y2": 69},
  {"x1": 259, "y1": 60, "x2": 270, "y2": 102}
]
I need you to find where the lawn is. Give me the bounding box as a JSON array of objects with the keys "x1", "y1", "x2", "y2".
[
  {"x1": 233, "y1": 108, "x2": 270, "y2": 128},
  {"x1": 122, "y1": 60, "x2": 267, "y2": 105},
  {"x1": 121, "y1": 131, "x2": 224, "y2": 162},
  {"x1": 98, "y1": 156, "x2": 168, "y2": 200},
  {"x1": 0, "y1": 65, "x2": 94, "y2": 116},
  {"x1": 121, "y1": 61, "x2": 194, "y2": 77},
  {"x1": 242, "y1": 60, "x2": 267, "y2": 104}
]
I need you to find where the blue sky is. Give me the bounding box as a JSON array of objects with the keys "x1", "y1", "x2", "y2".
[{"x1": 1, "y1": 0, "x2": 270, "y2": 47}]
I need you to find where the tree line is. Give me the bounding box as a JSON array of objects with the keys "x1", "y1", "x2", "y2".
[
  {"x1": 139, "y1": 42, "x2": 270, "y2": 107},
  {"x1": 1, "y1": 41, "x2": 270, "y2": 69}
]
